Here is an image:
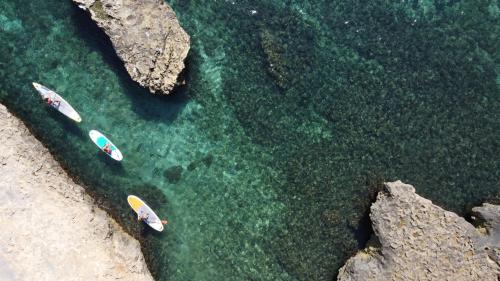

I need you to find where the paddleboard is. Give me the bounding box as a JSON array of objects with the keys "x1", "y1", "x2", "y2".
[
  {"x1": 89, "y1": 130, "x2": 123, "y2": 161},
  {"x1": 32, "y1": 82, "x2": 82, "y2": 122},
  {"x1": 127, "y1": 195, "x2": 164, "y2": 232}
]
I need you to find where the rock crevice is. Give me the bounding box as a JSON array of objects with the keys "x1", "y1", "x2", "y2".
[
  {"x1": 338, "y1": 181, "x2": 500, "y2": 281},
  {"x1": 74, "y1": 0, "x2": 190, "y2": 95}
]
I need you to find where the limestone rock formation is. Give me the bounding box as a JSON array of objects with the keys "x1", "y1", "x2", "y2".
[
  {"x1": 337, "y1": 181, "x2": 500, "y2": 281},
  {"x1": 73, "y1": 0, "x2": 190, "y2": 95},
  {"x1": 0, "y1": 104, "x2": 153, "y2": 280}
]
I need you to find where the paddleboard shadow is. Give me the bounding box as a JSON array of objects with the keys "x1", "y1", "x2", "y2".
[
  {"x1": 139, "y1": 223, "x2": 159, "y2": 237},
  {"x1": 138, "y1": 222, "x2": 167, "y2": 239},
  {"x1": 44, "y1": 107, "x2": 86, "y2": 140},
  {"x1": 94, "y1": 151, "x2": 125, "y2": 174}
]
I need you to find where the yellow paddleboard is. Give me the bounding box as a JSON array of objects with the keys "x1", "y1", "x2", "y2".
[{"x1": 127, "y1": 195, "x2": 164, "y2": 232}]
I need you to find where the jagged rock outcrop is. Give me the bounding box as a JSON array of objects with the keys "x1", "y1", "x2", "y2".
[
  {"x1": 73, "y1": 0, "x2": 190, "y2": 95},
  {"x1": 337, "y1": 181, "x2": 500, "y2": 281}
]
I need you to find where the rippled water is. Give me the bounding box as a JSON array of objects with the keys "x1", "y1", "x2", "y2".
[{"x1": 1, "y1": 0, "x2": 499, "y2": 280}]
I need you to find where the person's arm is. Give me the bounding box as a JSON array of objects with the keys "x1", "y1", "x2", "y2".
[{"x1": 138, "y1": 212, "x2": 149, "y2": 221}]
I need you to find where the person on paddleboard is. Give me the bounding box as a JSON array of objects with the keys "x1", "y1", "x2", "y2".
[
  {"x1": 43, "y1": 96, "x2": 60, "y2": 107},
  {"x1": 102, "y1": 143, "x2": 112, "y2": 155},
  {"x1": 138, "y1": 211, "x2": 168, "y2": 225}
]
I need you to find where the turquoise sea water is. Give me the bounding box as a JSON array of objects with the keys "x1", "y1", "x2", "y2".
[{"x1": 1, "y1": 0, "x2": 499, "y2": 280}]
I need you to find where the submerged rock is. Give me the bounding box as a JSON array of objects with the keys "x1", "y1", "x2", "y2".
[
  {"x1": 201, "y1": 153, "x2": 214, "y2": 167},
  {"x1": 187, "y1": 153, "x2": 214, "y2": 171},
  {"x1": 337, "y1": 181, "x2": 500, "y2": 281},
  {"x1": 164, "y1": 165, "x2": 183, "y2": 183},
  {"x1": 73, "y1": 0, "x2": 190, "y2": 95},
  {"x1": 259, "y1": 28, "x2": 288, "y2": 89}
]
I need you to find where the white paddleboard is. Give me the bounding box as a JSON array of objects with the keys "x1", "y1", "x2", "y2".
[
  {"x1": 89, "y1": 130, "x2": 123, "y2": 161},
  {"x1": 32, "y1": 82, "x2": 82, "y2": 122},
  {"x1": 127, "y1": 195, "x2": 164, "y2": 232}
]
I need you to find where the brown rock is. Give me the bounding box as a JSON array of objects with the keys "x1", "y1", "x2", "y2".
[
  {"x1": 73, "y1": 0, "x2": 190, "y2": 95},
  {"x1": 337, "y1": 181, "x2": 500, "y2": 281}
]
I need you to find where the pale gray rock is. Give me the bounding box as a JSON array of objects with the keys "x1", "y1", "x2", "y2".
[
  {"x1": 0, "y1": 104, "x2": 153, "y2": 281},
  {"x1": 73, "y1": 0, "x2": 190, "y2": 95},
  {"x1": 337, "y1": 181, "x2": 500, "y2": 281},
  {"x1": 472, "y1": 203, "x2": 500, "y2": 266}
]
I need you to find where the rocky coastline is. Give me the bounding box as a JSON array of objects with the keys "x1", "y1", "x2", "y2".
[
  {"x1": 0, "y1": 104, "x2": 153, "y2": 281},
  {"x1": 337, "y1": 181, "x2": 500, "y2": 281},
  {"x1": 73, "y1": 0, "x2": 190, "y2": 95}
]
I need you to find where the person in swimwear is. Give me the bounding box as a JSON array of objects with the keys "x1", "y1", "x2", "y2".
[
  {"x1": 138, "y1": 211, "x2": 168, "y2": 225},
  {"x1": 43, "y1": 96, "x2": 60, "y2": 107},
  {"x1": 102, "y1": 143, "x2": 112, "y2": 155}
]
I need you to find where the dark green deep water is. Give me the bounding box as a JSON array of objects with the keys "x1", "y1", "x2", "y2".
[{"x1": 1, "y1": 0, "x2": 499, "y2": 280}]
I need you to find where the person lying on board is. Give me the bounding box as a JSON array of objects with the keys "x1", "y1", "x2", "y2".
[
  {"x1": 43, "y1": 96, "x2": 60, "y2": 107},
  {"x1": 138, "y1": 212, "x2": 168, "y2": 225}
]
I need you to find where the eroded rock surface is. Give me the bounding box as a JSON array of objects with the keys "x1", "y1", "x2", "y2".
[
  {"x1": 0, "y1": 104, "x2": 153, "y2": 281},
  {"x1": 74, "y1": 0, "x2": 190, "y2": 95},
  {"x1": 337, "y1": 181, "x2": 500, "y2": 281}
]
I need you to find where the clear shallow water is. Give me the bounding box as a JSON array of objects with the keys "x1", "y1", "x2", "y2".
[{"x1": 1, "y1": 0, "x2": 499, "y2": 280}]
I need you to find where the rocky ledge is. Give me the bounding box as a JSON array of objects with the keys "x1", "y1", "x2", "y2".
[
  {"x1": 0, "y1": 104, "x2": 153, "y2": 280},
  {"x1": 74, "y1": 0, "x2": 190, "y2": 95},
  {"x1": 338, "y1": 181, "x2": 500, "y2": 281}
]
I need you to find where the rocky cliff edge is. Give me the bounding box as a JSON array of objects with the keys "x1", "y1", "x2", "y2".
[
  {"x1": 74, "y1": 0, "x2": 190, "y2": 95},
  {"x1": 0, "y1": 104, "x2": 153, "y2": 280},
  {"x1": 337, "y1": 181, "x2": 500, "y2": 281}
]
